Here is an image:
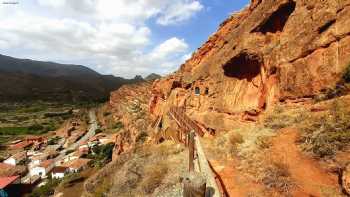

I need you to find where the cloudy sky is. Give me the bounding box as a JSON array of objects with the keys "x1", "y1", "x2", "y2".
[{"x1": 0, "y1": 0, "x2": 249, "y2": 78}]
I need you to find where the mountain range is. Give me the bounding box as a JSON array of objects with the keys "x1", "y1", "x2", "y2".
[{"x1": 0, "y1": 54, "x2": 160, "y2": 102}]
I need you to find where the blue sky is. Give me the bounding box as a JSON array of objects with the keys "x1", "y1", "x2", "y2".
[
  {"x1": 0, "y1": 0, "x2": 249, "y2": 78},
  {"x1": 148, "y1": 0, "x2": 249, "y2": 53}
]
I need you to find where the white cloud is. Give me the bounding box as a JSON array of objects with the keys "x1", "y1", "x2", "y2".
[
  {"x1": 157, "y1": 1, "x2": 204, "y2": 25},
  {"x1": 149, "y1": 38, "x2": 188, "y2": 61},
  {"x1": 0, "y1": 0, "x2": 203, "y2": 78}
]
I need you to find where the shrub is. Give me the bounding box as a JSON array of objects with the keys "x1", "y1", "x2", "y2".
[
  {"x1": 299, "y1": 99, "x2": 350, "y2": 158},
  {"x1": 61, "y1": 173, "x2": 84, "y2": 188},
  {"x1": 261, "y1": 162, "x2": 293, "y2": 194},
  {"x1": 136, "y1": 132, "x2": 148, "y2": 144},
  {"x1": 88, "y1": 143, "x2": 115, "y2": 167},
  {"x1": 112, "y1": 121, "x2": 124, "y2": 131},
  {"x1": 28, "y1": 178, "x2": 61, "y2": 197},
  {"x1": 264, "y1": 105, "x2": 308, "y2": 130}
]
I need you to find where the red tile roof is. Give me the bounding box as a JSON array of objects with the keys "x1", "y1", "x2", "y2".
[
  {"x1": 10, "y1": 141, "x2": 33, "y2": 149},
  {"x1": 0, "y1": 176, "x2": 19, "y2": 189},
  {"x1": 39, "y1": 159, "x2": 54, "y2": 168},
  {"x1": 51, "y1": 166, "x2": 68, "y2": 173}
]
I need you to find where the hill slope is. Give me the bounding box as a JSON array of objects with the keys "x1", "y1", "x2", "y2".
[{"x1": 0, "y1": 54, "x2": 144, "y2": 102}]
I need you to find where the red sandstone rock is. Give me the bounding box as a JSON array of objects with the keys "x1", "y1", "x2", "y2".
[{"x1": 149, "y1": 0, "x2": 350, "y2": 135}]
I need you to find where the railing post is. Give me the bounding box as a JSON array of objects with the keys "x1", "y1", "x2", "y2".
[
  {"x1": 188, "y1": 130, "x2": 195, "y2": 172},
  {"x1": 183, "y1": 171, "x2": 206, "y2": 197}
]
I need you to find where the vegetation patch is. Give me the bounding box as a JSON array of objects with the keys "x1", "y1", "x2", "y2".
[
  {"x1": 263, "y1": 104, "x2": 307, "y2": 130},
  {"x1": 261, "y1": 162, "x2": 293, "y2": 194},
  {"x1": 84, "y1": 142, "x2": 186, "y2": 197},
  {"x1": 86, "y1": 143, "x2": 115, "y2": 168},
  {"x1": 298, "y1": 99, "x2": 350, "y2": 158},
  {"x1": 27, "y1": 178, "x2": 61, "y2": 197},
  {"x1": 112, "y1": 121, "x2": 124, "y2": 131}
]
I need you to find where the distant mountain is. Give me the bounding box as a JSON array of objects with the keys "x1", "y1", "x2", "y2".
[
  {"x1": 145, "y1": 73, "x2": 161, "y2": 81},
  {"x1": 0, "y1": 54, "x2": 144, "y2": 102}
]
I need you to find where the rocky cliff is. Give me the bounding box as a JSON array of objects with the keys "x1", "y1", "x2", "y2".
[
  {"x1": 104, "y1": 82, "x2": 153, "y2": 159},
  {"x1": 149, "y1": 0, "x2": 350, "y2": 136}
]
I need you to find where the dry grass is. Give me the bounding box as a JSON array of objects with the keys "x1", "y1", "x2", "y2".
[
  {"x1": 140, "y1": 162, "x2": 168, "y2": 194},
  {"x1": 263, "y1": 104, "x2": 308, "y2": 130},
  {"x1": 83, "y1": 141, "x2": 186, "y2": 197},
  {"x1": 208, "y1": 131, "x2": 245, "y2": 160},
  {"x1": 298, "y1": 99, "x2": 350, "y2": 158},
  {"x1": 261, "y1": 162, "x2": 293, "y2": 194}
]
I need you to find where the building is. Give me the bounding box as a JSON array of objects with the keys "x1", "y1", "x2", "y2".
[
  {"x1": 63, "y1": 158, "x2": 91, "y2": 173},
  {"x1": 29, "y1": 154, "x2": 46, "y2": 167},
  {"x1": 51, "y1": 166, "x2": 69, "y2": 179},
  {"x1": 25, "y1": 136, "x2": 46, "y2": 143},
  {"x1": 0, "y1": 163, "x2": 27, "y2": 177},
  {"x1": 29, "y1": 160, "x2": 54, "y2": 179},
  {"x1": 51, "y1": 167, "x2": 69, "y2": 179},
  {"x1": 4, "y1": 152, "x2": 27, "y2": 166},
  {"x1": 0, "y1": 176, "x2": 20, "y2": 197},
  {"x1": 9, "y1": 141, "x2": 33, "y2": 150}
]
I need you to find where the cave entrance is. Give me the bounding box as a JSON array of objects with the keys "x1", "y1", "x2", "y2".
[
  {"x1": 195, "y1": 87, "x2": 200, "y2": 95},
  {"x1": 222, "y1": 52, "x2": 262, "y2": 81},
  {"x1": 252, "y1": 0, "x2": 296, "y2": 34}
]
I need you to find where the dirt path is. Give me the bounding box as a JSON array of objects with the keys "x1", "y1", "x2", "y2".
[
  {"x1": 209, "y1": 159, "x2": 268, "y2": 196},
  {"x1": 270, "y1": 128, "x2": 340, "y2": 196}
]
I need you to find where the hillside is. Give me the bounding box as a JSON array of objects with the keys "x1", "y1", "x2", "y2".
[
  {"x1": 0, "y1": 54, "x2": 145, "y2": 102},
  {"x1": 82, "y1": 0, "x2": 350, "y2": 196}
]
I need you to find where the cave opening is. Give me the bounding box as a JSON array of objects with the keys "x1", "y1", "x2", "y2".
[
  {"x1": 252, "y1": 0, "x2": 296, "y2": 34},
  {"x1": 195, "y1": 87, "x2": 200, "y2": 95},
  {"x1": 318, "y1": 19, "x2": 336, "y2": 33},
  {"x1": 222, "y1": 52, "x2": 262, "y2": 81}
]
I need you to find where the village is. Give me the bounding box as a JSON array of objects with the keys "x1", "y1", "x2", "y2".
[{"x1": 0, "y1": 110, "x2": 116, "y2": 196}]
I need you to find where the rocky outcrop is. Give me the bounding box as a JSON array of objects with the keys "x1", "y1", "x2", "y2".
[
  {"x1": 149, "y1": 0, "x2": 350, "y2": 136},
  {"x1": 106, "y1": 82, "x2": 153, "y2": 160},
  {"x1": 343, "y1": 164, "x2": 350, "y2": 195}
]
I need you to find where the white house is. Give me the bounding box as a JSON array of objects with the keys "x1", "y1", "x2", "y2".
[
  {"x1": 29, "y1": 160, "x2": 54, "y2": 178},
  {"x1": 51, "y1": 166, "x2": 69, "y2": 179},
  {"x1": 4, "y1": 151, "x2": 26, "y2": 166}
]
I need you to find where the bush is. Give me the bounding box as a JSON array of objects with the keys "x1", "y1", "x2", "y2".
[
  {"x1": 61, "y1": 173, "x2": 84, "y2": 188},
  {"x1": 88, "y1": 143, "x2": 115, "y2": 167},
  {"x1": 261, "y1": 162, "x2": 293, "y2": 194},
  {"x1": 112, "y1": 121, "x2": 124, "y2": 131},
  {"x1": 48, "y1": 136, "x2": 61, "y2": 145},
  {"x1": 264, "y1": 105, "x2": 308, "y2": 130},
  {"x1": 28, "y1": 178, "x2": 61, "y2": 197},
  {"x1": 136, "y1": 132, "x2": 148, "y2": 144},
  {"x1": 299, "y1": 100, "x2": 350, "y2": 158}
]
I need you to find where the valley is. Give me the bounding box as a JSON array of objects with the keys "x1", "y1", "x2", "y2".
[{"x1": 1, "y1": 0, "x2": 350, "y2": 197}]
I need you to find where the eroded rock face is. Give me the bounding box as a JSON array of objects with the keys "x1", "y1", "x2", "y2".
[
  {"x1": 107, "y1": 82, "x2": 152, "y2": 160},
  {"x1": 150, "y1": 0, "x2": 350, "y2": 135},
  {"x1": 343, "y1": 164, "x2": 350, "y2": 195}
]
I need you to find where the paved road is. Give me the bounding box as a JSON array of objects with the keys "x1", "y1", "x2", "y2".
[{"x1": 55, "y1": 109, "x2": 98, "y2": 163}]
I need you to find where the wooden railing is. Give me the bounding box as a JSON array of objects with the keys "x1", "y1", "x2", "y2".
[{"x1": 167, "y1": 106, "x2": 224, "y2": 197}]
